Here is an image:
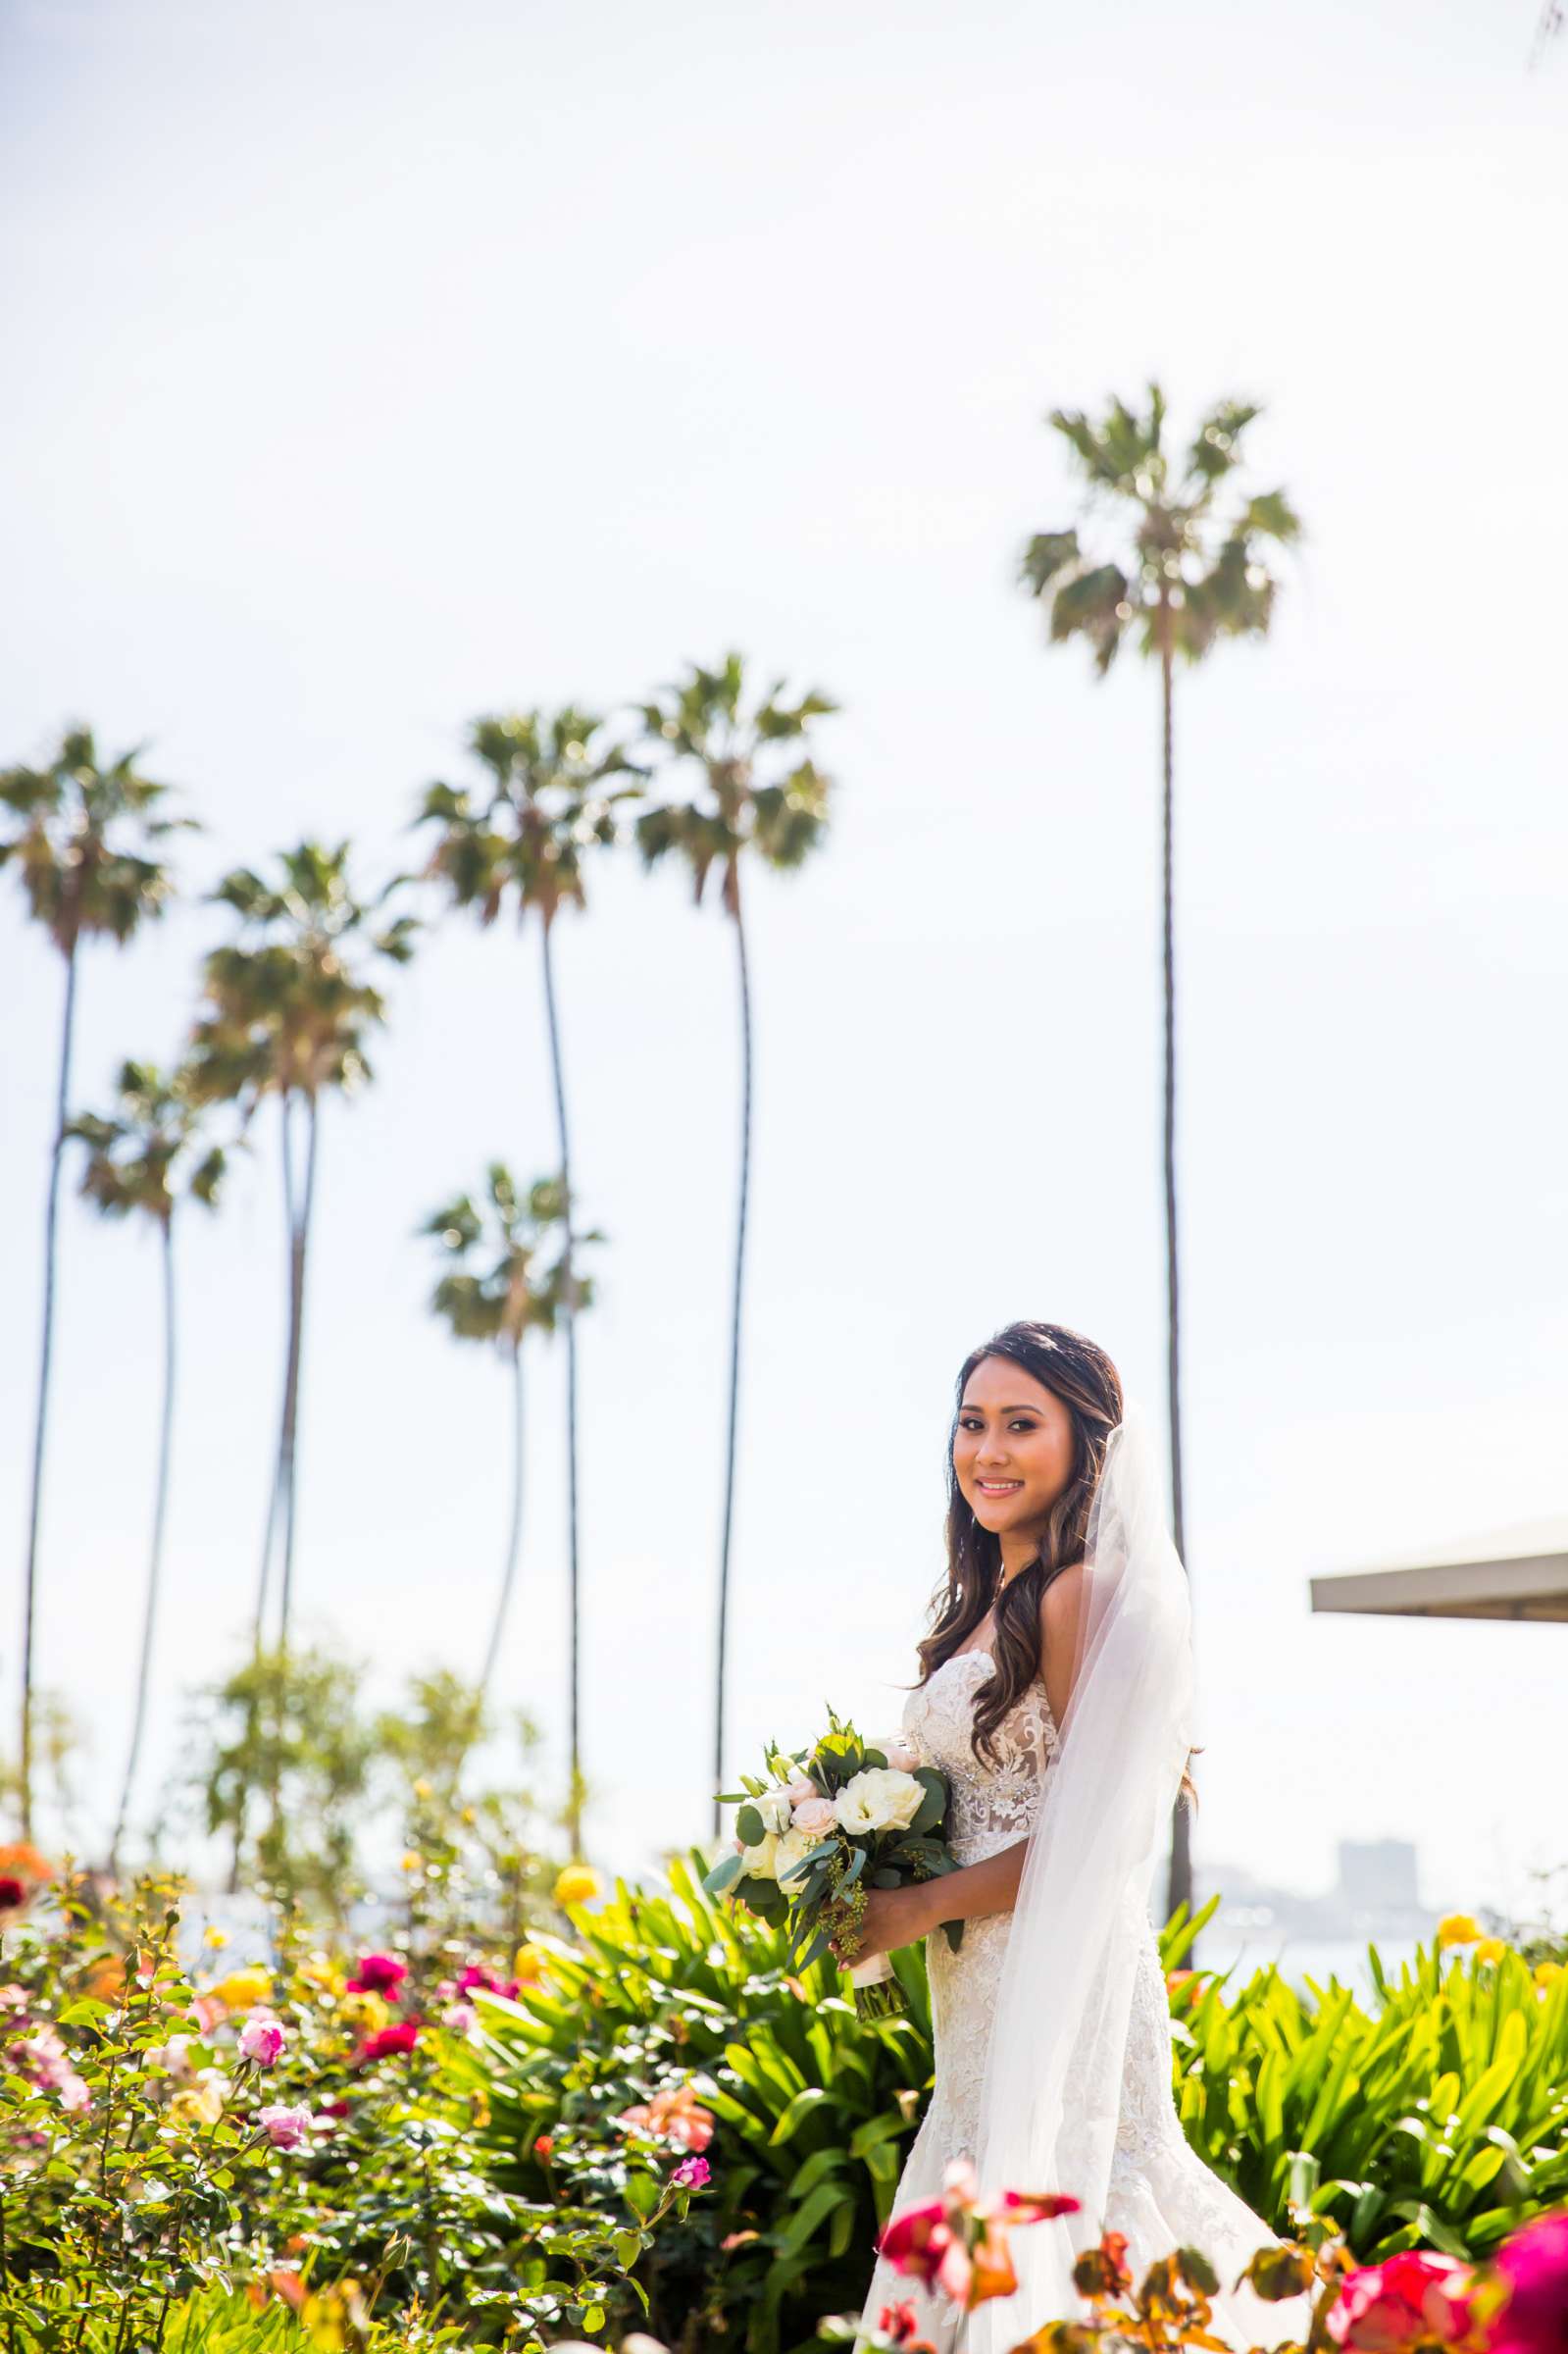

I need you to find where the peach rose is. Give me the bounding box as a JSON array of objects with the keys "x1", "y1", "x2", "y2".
[{"x1": 790, "y1": 1796, "x2": 837, "y2": 1838}]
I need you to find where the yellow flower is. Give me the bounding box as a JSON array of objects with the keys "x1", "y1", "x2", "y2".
[
  {"x1": 412, "y1": 1778, "x2": 433, "y2": 1802},
  {"x1": 340, "y1": 1990, "x2": 390, "y2": 2034},
  {"x1": 299, "y1": 1952, "x2": 346, "y2": 1998},
  {"x1": 203, "y1": 1926, "x2": 229, "y2": 1951},
  {"x1": 1534, "y1": 1960, "x2": 1564, "y2": 1989},
  {"x1": 400, "y1": 1851, "x2": 424, "y2": 1874},
  {"x1": 1437, "y1": 1914, "x2": 1484, "y2": 1949},
  {"x1": 554, "y1": 1863, "x2": 602, "y2": 1909},
  {"x1": 1475, "y1": 1936, "x2": 1507, "y2": 1966},
  {"x1": 170, "y1": 2069, "x2": 227, "y2": 2126},
  {"x1": 460, "y1": 1806, "x2": 476, "y2": 1826},
  {"x1": 513, "y1": 1942, "x2": 549, "y2": 1984},
  {"x1": 212, "y1": 1967, "x2": 272, "y2": 2014}
]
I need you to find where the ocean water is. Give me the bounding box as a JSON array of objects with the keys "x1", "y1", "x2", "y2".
[{"x1": 1192, "y1": 1932, "x2": 1421, "y2": 2003}]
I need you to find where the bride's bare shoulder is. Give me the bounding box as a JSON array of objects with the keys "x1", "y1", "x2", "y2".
[{"x1": 1037, "y1": 1558, "x2": 1088, "y2": 1715}]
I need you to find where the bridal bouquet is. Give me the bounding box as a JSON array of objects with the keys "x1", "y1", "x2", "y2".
[{"x1": 703, "y1": 1709, "x2": 962, "y2": 2021}]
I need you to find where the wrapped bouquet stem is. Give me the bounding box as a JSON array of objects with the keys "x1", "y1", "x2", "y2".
[{"x1": 703, "y1": 1708, "x2": 963, "y2": 2021}]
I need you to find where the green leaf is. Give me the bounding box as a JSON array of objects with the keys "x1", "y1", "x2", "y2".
[{"x1": 735, "y1": 1804, "x2": 764, "y2": 1848}]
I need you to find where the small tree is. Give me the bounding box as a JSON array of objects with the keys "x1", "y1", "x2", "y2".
[
  {"x1": 66, "y1": 1060, "x2": 226, "y2": 1870},
  {"x1": 416, "y1": 715, "x2": 640, "y2": 1854},
  {"x1": 421, "y1": 1166, "x2": 598, "y2": 1704}
]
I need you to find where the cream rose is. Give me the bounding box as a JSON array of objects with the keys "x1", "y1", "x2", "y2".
[
  {"x1": 790, "y1": 1795, "x2": 837, "y2": 1839},
  {"x1": 773, "y1": 1826, "x2": 817, "y2": 1883},
  {"x1": 739, "y1": 1830, "x2": 781, "y2": 1880},
  {"x1": 754, "y1": 1790, "x2": 793, "y2": 1836},
  {"x1": 834, "y1": 1766, "x2": 924, "y2": 1837}
]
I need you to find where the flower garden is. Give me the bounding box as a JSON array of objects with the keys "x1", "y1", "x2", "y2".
[{"x1": 3, "y1": 1834, "x2": 1566, "y2": 2354}]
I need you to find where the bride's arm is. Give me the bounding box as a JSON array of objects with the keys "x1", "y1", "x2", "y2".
[{"x1": 828, "y1": 1563, "x2": 1088, "y2": 1965}]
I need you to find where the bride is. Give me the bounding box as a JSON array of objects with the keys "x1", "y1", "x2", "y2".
[{"x1": 838, "y1": 1320, "x2": 1301, "y2": 2354}]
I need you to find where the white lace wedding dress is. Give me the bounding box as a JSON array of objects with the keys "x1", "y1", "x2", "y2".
[{"x1": 858, "y1": 1649, "x2": 1292, "y2": 2352}]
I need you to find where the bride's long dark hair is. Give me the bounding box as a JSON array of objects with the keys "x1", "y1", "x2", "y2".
[
  {"x1": 916, "y1": 1320, "x2": 1123, "y2": 1768},
  {"x1": 908, "y1": 1327, "x2": 1116, "y2": 1769}
]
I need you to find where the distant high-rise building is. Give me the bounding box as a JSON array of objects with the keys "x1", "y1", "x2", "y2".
[{"x1": 1338, "y1": 1838, "x2": 1420, "y2": 1911}]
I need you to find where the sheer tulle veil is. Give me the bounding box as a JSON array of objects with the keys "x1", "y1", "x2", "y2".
[{"x1": 967, "y1": 1391, "x2": 1194, "y2": 2354}]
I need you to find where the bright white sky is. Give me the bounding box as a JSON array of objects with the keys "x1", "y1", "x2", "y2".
[{"x1": 2, "y1": 0, "x2": 1565, "y2": 1919}]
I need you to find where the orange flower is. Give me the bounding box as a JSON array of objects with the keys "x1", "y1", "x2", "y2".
[
  {"x1": 0, "y1": 1843, "x2": 55, "y2": 1885},
  {"x1": 616, "y1": 2082, "x2": 715, "y2": 2152}
]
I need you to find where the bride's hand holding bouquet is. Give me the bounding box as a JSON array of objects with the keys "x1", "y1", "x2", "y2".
[{"x1": 703, "y1": 1707, "x2": 963, "y2": 2021}]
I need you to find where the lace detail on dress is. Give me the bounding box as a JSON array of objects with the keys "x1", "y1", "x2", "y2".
[
  {"x1": 896, "y1": 1653, "x2": 1058, "y2": 2170},
  {"x1": 902, "y1": 1649, "x2": 1059, "y2": 1866}
]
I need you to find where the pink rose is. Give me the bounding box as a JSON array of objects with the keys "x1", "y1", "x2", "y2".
[
  {"x1": 671, "y1": 2153, "x2": 711, "y2": 2189},
  {"x1": 790, "y1": 1796, "x2": 837, "y2": 1838},
  {"x1": 784, "y1": 1778, "x2": 818, "y2": 1806},
  {"x1": 1328, "y1": 2253, "x2": 1477, "y2": 2352},
  {"x1": 880, "y1": 1739, "x2": 920, "y2": 1772},
  {"x1": 238, "y1": 2013, "x2": 285, "y2": 2067},
  {"x1": 258, "y1": 2103, "x2": 313, "y2": 2151}
]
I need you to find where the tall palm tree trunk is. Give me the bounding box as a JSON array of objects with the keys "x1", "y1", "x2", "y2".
[
  {"x1": 712, "y1": 891, "x2": 754, "y2": 1838},
  {"x1": 539, "y1": 918, "x2": 583, "y2": 1854},
  {"x1": 19, "y1": 938, "x2": 80, "y2": 1841},
  {"x1": 481, "y1": 1344, "x2": 527, "y2": 1698},
  {"x1": 110, "y1": 1212, "x2": 177, "y2": 1872},
  {"x1": 1159, "y1": 637, "x2": 1193, "y2": 1924},
  {"x1": 277, "y1": 1092, "x2": 319, "y2": 1651},
  {"x1": 253, "y1": 1093, "x2": 297, "y2": 1654}
]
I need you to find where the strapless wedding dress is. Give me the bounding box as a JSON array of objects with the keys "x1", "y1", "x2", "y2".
[{"x1": 858, "y1": 1649, "x2": 1290, "y2": 2352}]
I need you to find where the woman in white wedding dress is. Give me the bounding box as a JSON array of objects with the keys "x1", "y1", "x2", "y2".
[{"x1": 841, "y1": 1322, "x2": 1301, "y2": 2354}]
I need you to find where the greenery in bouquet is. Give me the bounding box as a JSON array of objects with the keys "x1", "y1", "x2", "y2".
[{"x1": 703, "y1": 1710, "x2": 960, "y2": 2020}]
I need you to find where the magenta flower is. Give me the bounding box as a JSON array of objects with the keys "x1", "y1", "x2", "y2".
[
  {"x1": 345, "y1": 1952, "x2": 408, "y2": 1996},
  {"x1": 258, "y1": 2103, "x2": 313, "y2": 2152},
  {"x1": 1327, "y1": 2252, "x2": 1478, "y2": 2352},
  {"x1": 357, "y1": 2021, "x2": 421, "y2": 2066},
  {"x1": 238, "y1": 2014, "x2": 286, "y2": 2067},
  {"x1": 671, "y1": 2153, "x2": 711, "y2": 2190},
  {"x1": 1492, "y1": 2211, "x2": 1568, "y2": 2354}
]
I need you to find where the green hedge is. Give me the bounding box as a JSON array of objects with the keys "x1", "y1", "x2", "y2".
[
  {"x1": 462, "y1": 1863, "x2": 1568, "y2": 2354},
  {"x1": 1164, "y1": 1912, "x2": 1568, "y2": 2258},
  {"x1": 462, "y1": 1853, "x2": 933, "y2": 2353}
]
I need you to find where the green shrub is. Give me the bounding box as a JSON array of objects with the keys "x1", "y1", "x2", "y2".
[
  {"x1": 1161, "y1": 1906, "x2": 1568, "y2": 2258},
  {"x1": 460, "y1": 1853, "x2": 934, "y2": 2354}
]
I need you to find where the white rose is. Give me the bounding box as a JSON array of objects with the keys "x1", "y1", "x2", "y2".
[
  {"x1": 754, "y1": 1789, "x2": 793, "y2": 1836},
  {"x1": 773, "y1": 1826, "x2": 816, "y2": 1884},
  {"x1": 739, "y1": 1831, "x2": 781, "y2": 1880},
  {"x1": 834, "y1": 1766, "x2": 925, "y2": 1837}
]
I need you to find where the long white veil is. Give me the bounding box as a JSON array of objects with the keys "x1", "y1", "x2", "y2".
[{"x1": 967, "y1": 1392, "x2": 1194, "y2": 2353}]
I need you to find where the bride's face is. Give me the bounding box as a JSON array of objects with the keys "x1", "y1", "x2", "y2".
[{"x1": 953, "y1": 1355, "x2": 1076, "y2": 1544}]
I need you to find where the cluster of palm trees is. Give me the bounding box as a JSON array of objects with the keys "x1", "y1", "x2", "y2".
[
  {"x1": 4, "y1": 387, "x2": 1298, "y2": 1912},
  {"x1": 2, "y1": 657, "x2": 837, "y2": 1864}
]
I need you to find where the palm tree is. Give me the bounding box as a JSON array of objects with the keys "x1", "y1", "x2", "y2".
[
  {"x1": 633, "y1": 655, "x2": 835, "y2": 1835},
  {"x1": 65, "y1": 1061, "x2": 226, "y2": 1870},
  {"x1": 187, "y1": 843, "x2": 417, "y2": 1657},
  {"x1": 1021, "y1": 385, "x2": 1300, "y2": 1918},
  {"x1": 421, "y1": 1166, "x2": 600, "y2": 1704},
  {"x1": 416, "y1": 712, "x2": 639, "y2": 1855},
  {"x1": 0, "y1": 727, "x2": 191, "y2": 1837}
]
